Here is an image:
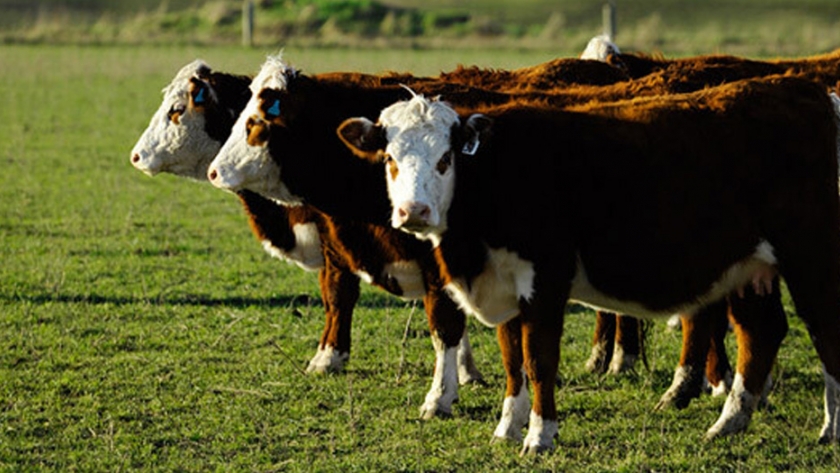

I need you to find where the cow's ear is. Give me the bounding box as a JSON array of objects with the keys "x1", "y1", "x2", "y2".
[
  {"x1": 461, "y1": 114, "x2": 492, "y2": 156},
  {"x1": 337, "y1": 117, "x2": 387, "y2": 162},
  {"x1": 189, "y1": 77, "x2": 212, "y2": 109}
]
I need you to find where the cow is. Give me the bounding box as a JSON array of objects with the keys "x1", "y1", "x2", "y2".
[
  {"x1": 128, "y1": 59, "x2": 490, "y2": 420},
  {"x1": 203, "y1": 54, "x2": 753, "y2": 420},
  {"x1": 333, "y1": 76, "x2": 840, "y2": 453},
  {"x1": 129, "y1": 55, "x2": 639, "y2": 418},
  {"x1": 583, "y1": 34, "x2": 840, "y2": 92}
]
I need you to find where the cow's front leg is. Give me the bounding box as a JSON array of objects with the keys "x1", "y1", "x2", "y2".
[
  {"x1": 519, "y1": 291, "x2": 566, "y2": 455},
  {"x1": 457, "y1": 326, "x2": 485, "y2": 385},
  {"x1": 419, "y1": 288, "x2": 467, "y2": 419},
  {"x1": 307, "y1": 263, "x2": 360, "y2": 374},
  {"x1": 492, "y1": 318, "x2": 529, "y2": 442}
]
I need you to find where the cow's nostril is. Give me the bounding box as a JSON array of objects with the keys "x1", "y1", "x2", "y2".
[
  {"x1": 398, "y1": 207, "x2": 408, "y2": 218},
  {"x1": 131, "y1": 154, "x2": 140, "y2": 163},
  {"x1": 208, "y1": 169, "x2": 218, "y2": 181}
]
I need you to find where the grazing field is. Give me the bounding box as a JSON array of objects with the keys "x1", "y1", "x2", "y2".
[{"x1": 1, "y1": 44, "x2": 840, "y2": 471}]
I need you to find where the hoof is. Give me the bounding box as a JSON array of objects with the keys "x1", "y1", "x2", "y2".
[
  {"x1": 305, "y1": 348, "x2": 348, "y2": 374},
  {"x1": 420, "y1": 405, "x2": 453, "y2": 420},
  {"x1": 458, "y1": 372, "x2": 487, "y2": 386},
  {"x1": 520, "y1": 443, "x2": 554, "y2": 456}
]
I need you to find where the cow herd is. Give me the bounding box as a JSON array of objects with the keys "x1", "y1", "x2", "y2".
[{"x1": 130, "y1": 36, "x2": 840, "y2": 455}]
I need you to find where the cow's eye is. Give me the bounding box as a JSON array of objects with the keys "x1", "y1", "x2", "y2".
[
  {"x1": 382, "y1": 153, "x2": 393, "y2": 164},
  {"x1": 167, "y1": 104, "x2": 187, "y2": 124},
  {"x1": 436, "y1": 151, "x2": 453, "y2": 174}
]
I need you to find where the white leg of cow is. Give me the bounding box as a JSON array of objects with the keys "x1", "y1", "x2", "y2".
[
  {"x1": 306, "y1": 346, "x2": 349, "y2": 374},
  {"x1": 819, "y1": 366, "x2": 840, "y2": 443},
  {"x1": 420, "y1": 332, "x2": 459, "y2": 419},
  {"x1": 656, "y1": 364, "x2": 703, "y2": 410},
  {"x1": 666, "y1": 314, "x2": 682, "y2": 331},
  {"x1": 584, "y1": 340, "x2": 610, "y2": 373},
  {"x1": 521, "y1": 411, "x2": 558, "y2": 455},
  {"x1": 456, "y1": 330, "x2": 485, "y2": 385},
  {"x1": 492, "y1": 372, "x2": 530, "y2": 442},
  {"x1": 705, "y1": 373, "x2": 759, "y2": 439},
  {"x1": 707, "y1": 371, "x2": 733, "y2": 397},
  {"x1": 607, "y1": 344, "x2": 637, "y2": 374}
]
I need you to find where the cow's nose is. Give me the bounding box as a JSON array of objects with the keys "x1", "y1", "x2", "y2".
[{"x1": 396, "y1": 202, "x2": 431, "y2": 228}]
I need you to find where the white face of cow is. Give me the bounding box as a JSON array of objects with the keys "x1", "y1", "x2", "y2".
[
  {"x1": 130, "y1": 59, "x2": 221, "y2": 180},
  {"x1": 207, "y1": 55, "x2": 299, "y2": 204},
  {"x1": 338, "y1": 95, "x2": 488, "y2": 242},
  {"x1": 579, "y1": 34, "x2": 621, "y2": 61}
]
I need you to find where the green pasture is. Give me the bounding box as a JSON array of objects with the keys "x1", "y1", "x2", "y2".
[{"x1": 1, "y1": 45, "x2": 839, "y2": 471}]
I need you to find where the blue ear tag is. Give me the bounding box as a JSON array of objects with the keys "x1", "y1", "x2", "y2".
[
  {"x1": 194, "y1": 87, "x2": 206, "y2": 105},
  {"x1": 462, "y1": 139, "x2": 480, "y2": 156},
  {"x1": 267, "y1": 99, "x2": 281, "y2": 118}
]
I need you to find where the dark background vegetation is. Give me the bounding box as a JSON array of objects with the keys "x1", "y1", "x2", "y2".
[{"x1": 1, "y1": 0, "x2": 839, "y2": 56}]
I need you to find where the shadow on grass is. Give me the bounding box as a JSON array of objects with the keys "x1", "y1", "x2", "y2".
[{"x1": 1, "y1": 289, "x2": 411, "y2": 310}]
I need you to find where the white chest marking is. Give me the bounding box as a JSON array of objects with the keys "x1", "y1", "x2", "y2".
[
  {"x1": 260, "y1": 222, "x2": 324, "y2": 271},
  {"x1": 444, "y1": 247, "x2": 535, "y2": 327},
  {"x1": 354, "y1": 261, "x2": 424, "y2": 299}
]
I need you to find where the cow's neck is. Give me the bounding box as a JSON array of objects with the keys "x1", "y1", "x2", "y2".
[
  {"x1": 274, "y1": 77, "x2": 408, "y2": 224},
  {"x1": 203, "y1": 72, "x2": 252, "y2": 143}
]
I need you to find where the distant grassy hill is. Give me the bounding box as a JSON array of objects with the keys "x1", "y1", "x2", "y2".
[{"x1": 1, "y1": 0, "x2": 839, "y2": 57}]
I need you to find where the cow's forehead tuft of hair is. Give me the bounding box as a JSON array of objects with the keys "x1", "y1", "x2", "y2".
[
  {"x1": 162, "y1": 59, "x2": 209, "y2": 99},
  {"x1": 379, "y1": 95, "x2": 460, "y2": 132},
  {"x1": 251, "y1": 53, "x2": 296, "y2": 95}
]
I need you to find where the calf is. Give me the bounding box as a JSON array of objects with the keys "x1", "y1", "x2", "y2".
[{"x1": 336, "y1": 76, "x2": 840, "y2": 453}]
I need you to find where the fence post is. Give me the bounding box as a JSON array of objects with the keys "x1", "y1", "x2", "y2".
[
  {"x1": 602, "y1": 1, "x2": 616, "y2": 40},
  {"x1": 242, "y1": 0, "x2": 254, "y2": 47}
]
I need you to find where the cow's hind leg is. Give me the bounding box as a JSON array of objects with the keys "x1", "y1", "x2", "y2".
[
  {"x1": 705, "y1": 305, "x2": 733, "y2": 397},
  {"x1": 609, "y1": 314, "x2": 640, "y2": 374},
  {"x1": 307, "y1": 263, "x2": 360, "y2": 374},
  {"x1": 706, "y1": 279, "x2": 786, "y2": 440},
  {"x1": 657, "y1": 301, "x2": 725, "y2": 410},
  {"x1": 585, "y1": 311, "x2": 616, "y2": 374},
  {"x1": 777, "y1": 264, "x2": 840, "y2": 444}
]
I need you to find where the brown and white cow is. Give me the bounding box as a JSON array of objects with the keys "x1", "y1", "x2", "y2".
[
  {"x1": 203, "y1": 54, "x2": 759, "y2": 424},
  {"x1": 129, "y1": 55, "x2": 640, "y2": 418},
  {"x1": 586, "y1": 33, "x2": 840, "y2": 92},
  {"x1": 336, "y1": 77, "x2": 840, "y2": 453}
]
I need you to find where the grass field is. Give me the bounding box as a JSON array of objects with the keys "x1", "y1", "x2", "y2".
[{"x1": 1, "y1": 44, "x2": 840, "y2": 471}]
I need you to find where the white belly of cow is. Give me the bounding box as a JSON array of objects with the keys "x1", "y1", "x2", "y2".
[
  {"x1": 442, "y1": 241, "x2": 777, "y2": 326},
  {"x1": 445, "y1": 247, "x2": 535, "y2": 327},
  {"x1": 570, "y1": 241, "x2": 778, "y2": 319},
  {"x1": 260, "y1": 222, "x2": 324, "y2": 271},
  {"x1": 353, "y1": 260, "x2": 425, "y2": 300}
]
